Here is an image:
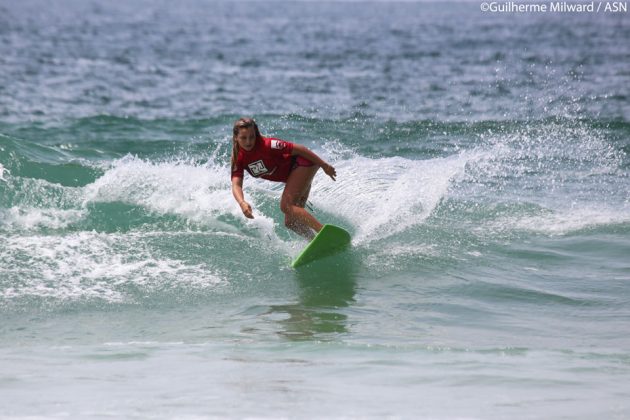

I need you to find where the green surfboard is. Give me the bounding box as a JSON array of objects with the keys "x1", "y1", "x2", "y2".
[{"x1": 291, "y1": 224, "x2": 351, "y2": 268}]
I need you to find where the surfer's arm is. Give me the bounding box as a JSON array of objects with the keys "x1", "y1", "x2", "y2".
[
  {"x1": 231, "y1": 176, "x2": 254, "y2": 219},
  {"x1": 292, "y1": 144, "x2": 336, "y2": 181}
]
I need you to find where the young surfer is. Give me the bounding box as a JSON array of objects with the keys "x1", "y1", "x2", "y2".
[{"x1": 230, "y1": 117, "x2": 337, "y2": 239}]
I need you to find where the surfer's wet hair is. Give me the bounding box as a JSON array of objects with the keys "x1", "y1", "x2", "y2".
[{"x1": 231, "y1": 117, "x2": 262, "y2": 172}]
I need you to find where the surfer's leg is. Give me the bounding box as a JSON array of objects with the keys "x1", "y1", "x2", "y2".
[
  {"x1": 296, "y1": 182, "x2": 311, "y2": 208},
  {"x1": 281, "y1": 165, "x2": 322, "y2": 239}
]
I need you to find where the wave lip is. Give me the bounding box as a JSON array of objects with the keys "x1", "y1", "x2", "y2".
[
  {"x1": 84, "y1": 155, "x2": 233, "y2": 222},
  {"x1": 314, "y1": 152, "x2": 472, "y2": 244}
]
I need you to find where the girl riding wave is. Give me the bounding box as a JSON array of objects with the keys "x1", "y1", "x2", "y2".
[{"x1": 230, "y1": 117, "x2": 336, "y2": 239}]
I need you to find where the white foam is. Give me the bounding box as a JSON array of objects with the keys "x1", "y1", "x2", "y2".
[
  {"x1": 80, "y1": 155, "x2": 324, "y2": 255},
  {"x1": 464, "y1": 121, "x2": 627, "y2": 206},
  {"x1": 500, "y1": 206, "x2": 630, "y2": 235},
  {"x1": 84, "y1": 155, "x2": 230, "y2": 220},
  {"x1": 0, "y1": 155, "x2": 304, "y2": 260},
  {"x1": 312, "y1": 152, "x2": 471, "y2": 244},
  {"x1": 1, "y1": 149, "x2": 472, "y2": 247},
  {"x1": 0, "y1": 231, "x2": 225, "y2": 302},
  {"x1": 0, "y1": 206, "x2": 85, "y2": 231},
  {"x1": 0, "y1": 163, "x2": 9, "y2": 181},
  {"x1": 82, "y1": 155, "x2": 280, "y2": 236},
  {"x1": 448, "y1": 119, "x2": 630, "y2": 239}
]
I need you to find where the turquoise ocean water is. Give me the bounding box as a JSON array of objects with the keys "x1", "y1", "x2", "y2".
[{"x1": 1, "y1": 1, "x2": 630, "y2": 418}]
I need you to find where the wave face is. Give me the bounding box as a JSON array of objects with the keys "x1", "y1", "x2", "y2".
[{"x1": 1, "y1": 116, "x2": 628, "y2": 305}]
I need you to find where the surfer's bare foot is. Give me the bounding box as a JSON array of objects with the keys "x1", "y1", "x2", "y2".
[{"x1": 285, "y1": 217, "x2": 316, "y2": 240}]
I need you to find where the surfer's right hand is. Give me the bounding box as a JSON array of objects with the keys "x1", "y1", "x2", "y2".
[{"x1": 240, "y1": 201, "x2": 254, "y2": 219}]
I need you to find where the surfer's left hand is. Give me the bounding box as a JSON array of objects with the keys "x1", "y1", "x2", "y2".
[{"x1": 323, "y1": 163, "x2": 336, "y2": 181}]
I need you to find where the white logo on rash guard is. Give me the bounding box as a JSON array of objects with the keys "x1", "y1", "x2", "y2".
[
  {"x1": 248, "y1": 159, "x2": 277, "y2": 177},
  {"x1": 271, "y1": 140, "x2": 286, "y2": 150}
]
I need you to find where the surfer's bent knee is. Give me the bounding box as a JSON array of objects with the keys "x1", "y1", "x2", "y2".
[{"x1": 280, "y1": 200, "x2": 300, "y2": 217}]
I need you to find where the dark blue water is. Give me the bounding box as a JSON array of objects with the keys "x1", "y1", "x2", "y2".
[{"x1": 1, "y1": 1, "x2": 629, "y2": 418}]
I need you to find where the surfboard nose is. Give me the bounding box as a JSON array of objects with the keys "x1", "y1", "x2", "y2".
[{"x1": 291, "y1": 224, "x2": 352, "y2": 268}]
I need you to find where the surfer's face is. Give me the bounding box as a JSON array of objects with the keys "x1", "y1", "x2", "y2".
[{"x1": 235, "y1": 127, "x2": 256, "y2": 151}]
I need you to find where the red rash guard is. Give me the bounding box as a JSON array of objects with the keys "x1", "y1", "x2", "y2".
[{"x1": 231, "y1": 137, "x2": 296, "y2": 183}]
